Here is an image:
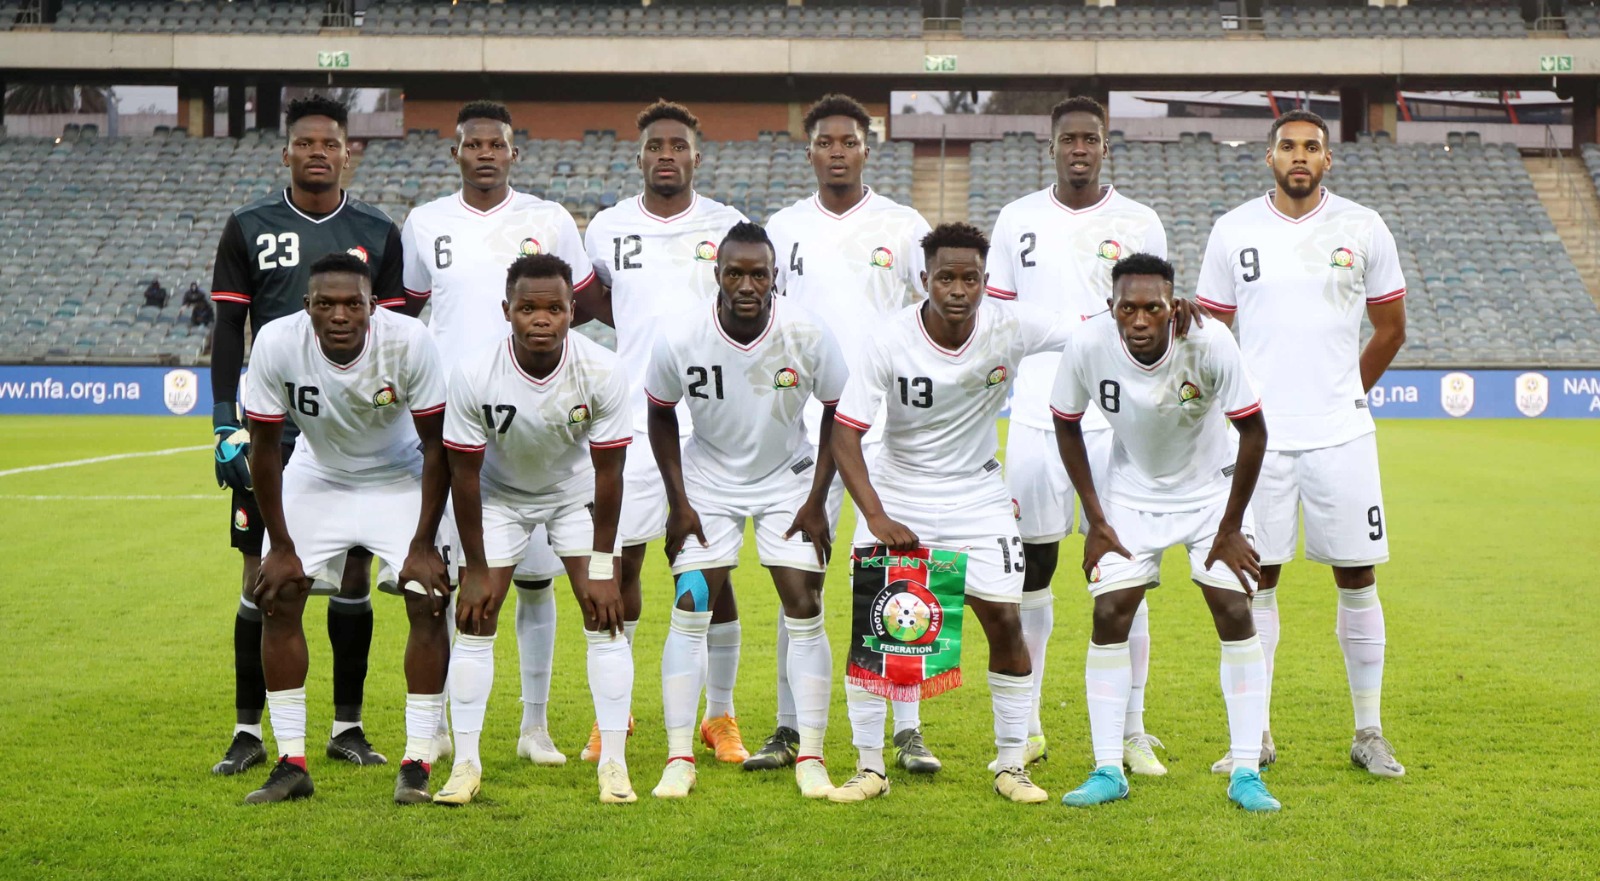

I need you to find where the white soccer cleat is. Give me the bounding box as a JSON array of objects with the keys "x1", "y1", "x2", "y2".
[
  {"x1": 432, "y1": 762, "x2": 481, "y2": 806},
  {"x1": 597, "y1": 759, "x2": 638, "y2": 804},
  {"x1": 988, "y1": 734, "x2": 1048, "y2": 772},
  {"x1": 1351, "y1": 728, "x2": 1405, "y2": 778},
  {"x1": 1212, "y1": 731, "x2": 1276, "y2": 775},
  {"x1": 516, "y1": 728, "x2": 567, "y2": 766},
  {"x1": 1123, "y1": 733, "x2": 1168, "y2": 776},
  {"x1": 994, "y1": 766, "x2": 1049, "y2": 804},
  {"x1": 430, "y1": 733, "x2": 453, "y2": 763},
  {"x1": 795, "y1": 758, "x2": 835, "y2": 799},
  {"x1": 827, "y1": 769, "x2": 890, "y2": 803},
  {"x1": 651, "y1": 758, "x2": 697, "y2": 799}
]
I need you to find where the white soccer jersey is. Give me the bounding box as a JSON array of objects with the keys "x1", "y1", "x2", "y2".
[
  {"x1": 442, "y1": 333, "x2": 631, "y2": 500},
  {"x1": 644, "y1": 299, "x2": 848, "y2": 487},
  {"x1": 1196, "y1": 188, "x2": 1405, "y2": 451},
  {"x1": 1050, "y1": 315, "x2": 1261, "y2": 513},
  {"x1": 402, "y1": 189, "x2": 594, "y2": 372},
  {"x1": 243, "y1": 308, "x2": 445, "y2": 486},
  {"x1": 834, "y1": 301, "x2": 1074, "y2": 491},
  {"x1": 583, "y1": 193, "x2": 747, "y2": 434},
  {"x1": 987, "y1": 185, "x2": 1167, "y2": 433}
]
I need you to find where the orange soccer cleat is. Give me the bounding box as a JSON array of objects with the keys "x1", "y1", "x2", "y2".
[{"x1": 699, "y1": 715, "x2": 750, "y2": 764}]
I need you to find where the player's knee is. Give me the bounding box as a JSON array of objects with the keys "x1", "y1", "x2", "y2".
[
  {"x1": 1091, "y1": 591, "x2": 1140, "y2": 642},
  {"x1": 1332, "y1": 566, "x2": 1375, "y2": 591},
  {"x1": 402, "y1": 593, "x2": 449, "y2": 631},
  {"x1": 1021, "y1": 543, "x2": 1058, "y2": 589},
  {"x1": 673, "y1": 570, "x2": 711, "y2": 612},
  {"x1": 1212, "y1": 594, "x2": 1255, "y2": 641},
  {"x1": 514, "y1": 578, "x2": 553, "y2": 593},
  {"x1": 1258, "y1": 565, "x2": 1283, "y2": 591},
  {"x1": 785, "y1": 589, "x2": 822, "y2": 620}
]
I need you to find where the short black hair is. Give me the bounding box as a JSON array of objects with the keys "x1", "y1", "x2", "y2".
[
  {"x1": 505, "y1": 254, "x2": 573, "y2": 297},
  {"x1": 285, "y1": 95, "x2": 348, "y2": 132},
  {"x1": 308, "y1": 251, "x2": 371, "y2": 282},
  {"x1": 457, "y1": 100, "x2": 513, "y2": 129},
  {"x1": 1269, "y1": 109, "x2": 1329, "y2": 144},
  {"x1": 1050, "y1": 96, "x2": 1108, "y2": 131},
  {"x1": 637, "y1": 99, "x2": 700, "y2": 140},
  {"x1": 920, "y1": 222, "x2": 989, "y2": 263},
  {"x1": 803, "y1": 94, "x2": 872, "y2": 138},
  {"x1": 1110, "y1": 252, "x2": 1175, "y2": 287},
  {"x1": 718, "y1": 221, "x2": 776, "y2": 261}
]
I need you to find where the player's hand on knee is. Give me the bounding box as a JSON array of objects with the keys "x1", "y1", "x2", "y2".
[
  {"x1": 1082, "y1": 521, "x2": 1132, "y2": 580},
  {"x1": 866, "y1": 514, "x2": 919, "y2": 552},
  {"x1": 664, "y1": 505, "x2": 708, "y2": 563},
  {"x1": 253, "y1": 547, "x2": 309, "y2": 616},
  {"x1": 456, "y1": 565, "x2": 492, "y2": 634},
  {"x1": 580, "y1": 576, "x2": 625, "y2": 637},
  {"x1": 1206, "y1": 527, "x2": 1261, "y2": 595},
  {"x1": 400, "y1": 542, "x2": 451, "y2": 615},
  {"x1": 785, "y1": 501, "x2": 833, "y2": 569},
  {"x1": 1171, "y1": 297, "x2": 1205, "y2": 339}
]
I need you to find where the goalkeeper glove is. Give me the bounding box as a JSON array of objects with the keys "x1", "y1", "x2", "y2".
[{"x1": 213, "y1": 402, "x2": 253, "y2": 493}]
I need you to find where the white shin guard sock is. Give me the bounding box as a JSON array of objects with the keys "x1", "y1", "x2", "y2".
[
  {"x1": 1220, "y1": 636, "x2": 1267, "y2": 772},
  {"x1": 891, "y1": 699, "x2": 920, "y2": 736},
  {"x1": 586, "y1": 628, "x2": 634, "y2": 769},
  {"x1": 448, "y1": 633, "x2": 496, "y2": 769},
  {"x1": 846, "y1": 683, "x2": 888, "y2": 773},
  {"x1": 662, "y1": 609, "x2": 711, "y2": 758},
  {"x1": 1337, "y1": 585, "x2": 1386, "y2": 732},
  {"x1": 1085, "y1": 641, "x2": 1132, "y2": 769},
  {"x1": 784, "y1": 614, "x2": 831, "y2": 758},
  {"x1": 404, "y1": 693, "x2": 444, "y2": 764},
  {"x1": 515, "y1": 585, "x2": 557, "y2": 733},
  {"x1": 775, "y1": 615, "x2": 798, "y2": 732},
  {"x1": 989, "y1": 672, "x2": 1033, "y2": 770},
  {"x1": 1251, "y1": 588, "x2": 1279, "y2": 731},
  {"x1": 436, "y1": 593, "x2": 457, "y2": 738},
  {"x1": 1019, "y1": 590, "x2": 1055, "y2": 738},
  {"x1": 1125, "y1": 599, "x2": 1151, "y2": 737},
  {"x1": 704, "y1": 620, "x2": 741, "y2": 721},
  {"x1": 266, "y1": 686, "x2": 307, "y2": 759}
]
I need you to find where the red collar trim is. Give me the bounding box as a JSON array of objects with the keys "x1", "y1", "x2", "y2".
[{"x1": 508, "y1": 337, "x2": 568, "y2": 387}]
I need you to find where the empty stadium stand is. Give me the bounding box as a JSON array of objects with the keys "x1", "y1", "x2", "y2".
[
  {"x1": 1262, "y1": 0, "x2": 1527, "y2": 39},
  {"x1": 962, "y1": 3, "x2": 1226, "y2": 40},
  {"x1": 359, "y1": 0, "x2": 920, "y2": 38},
  {"x1": 54, "y1": 0, "x2": 326, "y2": 34}
]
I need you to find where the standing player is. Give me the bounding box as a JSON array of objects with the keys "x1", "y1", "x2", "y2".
[
  {"x1": 829, "y1": 223, "x2": 1070, "y2": 804},
  {"x1": 239, "y1": 253, "x2": 451, "y2": 805},
  {"x1": 209, "y1": 95, "x2": 411, "y2": 775},
  {"x1": 643, "y1": 222, "x2": 846, "y2": 800},
  {"x1": 438, "y1": 255, "x2": 635, "y2": 805},
  {"x1": 578, "y1": 101, "x2": 752, "y2": 765},
  {"x1": 1051, "y1": 253, "x2": 1279, "y2": 812},
  {"x1": 985, "y1": 96, "x2": 1170, "y2": 776},
  {"x1": 765, "y1": 93, "x2": 938, "y2": 774},
  {"x1": 1196, "y1": 110, "x2": 1408, "y2": 777},
  {"x1": 402, "y1": 100, "x2": 596, "y2": 767}
]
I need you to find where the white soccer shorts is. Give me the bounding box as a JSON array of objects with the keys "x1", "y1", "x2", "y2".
[
  {"x1": 438, "y1": 511, "x2": 564, "y2": 583},
  {"x1": 620, "y1": 431, "x2": 669, "y2": 547},
  {"x1": 477, "y1": 491, "x2": 594, "y2": 571},
  {"x1": 1088, "y1": 498, "x2": 1257, "y2": 597},
  {"x1": 1255, "y1": 432, "x2": 1389, "y2": 568},
  {"x1": 852, "y1": 474, "x2": 1025, "y2": 604},
  {"x1": 1004, "y1": 422, "x2": 1113, "y2": 544},
  {"x1": 263, "y1": 462, "x2": 422, "y2": 597},
  {"x1": 672, "y1": 454, "x2": 826, "y2": 575}
]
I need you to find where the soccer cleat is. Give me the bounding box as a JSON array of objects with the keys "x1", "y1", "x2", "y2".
[
  {"x1": 212, "y1": 731, "x2": 266, "y2": 776},
  {"x1": 827, "y1": 769, "x2": 890, "y2": 803},
  {"x1": 1212, "y1": 731, "x2": 1277, "y2": 775},
  {"x1": 743, "y1": 726, "x2": 799, "y2": 771},
  {"x1": 988, "y1": 734, "x2": 1048, "y2": 772},
  {"x1": 1228, "y1": 768, "x2": 1282, "y2": 812},
  {"x1": 432, "y1": 762, "x2": 482, "y2": 806},
  {"x1": 244, "y1": 758, "x2": 314, "y2": 805},
  {"x1": 1350, "y1": 728, "x2": 1405, "y2": 777},
  {"x1": 580, "y1": 716, "x2": 635, "y2": 763},
  {"x1": 1060, "y1": 766, "x2": 1130, "y2": 807},
  {"x1": 795, "y1": 757, "x2": 834, "y2": 799},
  {"x1": 431, "y1": 733, "x2": 453, "y2": 763},
  {"x1": 516, "y1": 727, "x2": 567, "y2": 766},
  {"x1": 1123, "y1": 733, "x2": 1168, "y2": 776},
  {"x1": 597, "y1": 759, "x2": 638, "y2": 804},
  {"x1": 994, "y1": 766, "x2": 1049, "y2": 804},
  {"x1": 892, "y1": 727, "x2": 942, "y2": 774},
  {"x1": 700, "y1": 715, "x2": 750, "y2": 764},
  {"x1": 651, "y1": 757, "x2": 696, "y2": 799},
  {"x1": 326, "y1": 727, "x2": 388, "y2": 766},
  {"x1": 393, "y1": 760, "x2": 432, "y2": 805}
]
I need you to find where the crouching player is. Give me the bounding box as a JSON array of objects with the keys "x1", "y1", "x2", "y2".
[
  {"x1": 438, "y1": 254, "x2": 635, "y2": 805},
  {"x1": 643, "y1": 222, "x2": 847, "y2": 800},
  {"x1": 1051, "y1": 253, "x2": 1279, "y2": 812},
  {"x1": 242, "y1": 252, "x2": 452, "y2": 805}
]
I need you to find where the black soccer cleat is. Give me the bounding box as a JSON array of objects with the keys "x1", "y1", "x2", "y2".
[
  {"x1": 244, "y1": 758, "x2": 315, "y2": 804},
  {"x1": 326, "y1": 727, "x2": 388, "y2": 766},
  {"x1": 212, "y1": 731, "x2": 267, "y2": 776},
  {"x1": 743, "y1": 726, "x2": 800, "y2": 771},
  {"x1": 394, "y1": 760, "x2": 432, "y2": 805}
]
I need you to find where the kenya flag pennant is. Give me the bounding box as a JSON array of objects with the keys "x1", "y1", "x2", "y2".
[{"x1": 846, "y1": 544, "x2": 968, "y2": 702}]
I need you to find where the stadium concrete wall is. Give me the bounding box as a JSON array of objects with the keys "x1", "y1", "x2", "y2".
[{"x1": 400, "y1": 100, "x2": 837, "y2": 141}]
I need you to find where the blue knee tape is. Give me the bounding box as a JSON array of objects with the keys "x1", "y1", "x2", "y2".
[{"x1": 674, "y1": 570, "x2": 711, "y2": 612}]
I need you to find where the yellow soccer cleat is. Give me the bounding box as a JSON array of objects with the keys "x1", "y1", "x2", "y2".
[
  {"x1": 795, "y1": 757, "x2": 835, "y2": 799},
  {"x1": 432, "y1": 762, "x2": 481, "y2": 806},
  {"x1": 700, "y1": 715, "x2": 750, "y2": 764},
  {"x1": 598, "y1": 759, "x2": 638, "y2": 804},
  {"x1": 651, "y1": 757, "x2": 697, "y2": 799},
  {"x1": 580, "y1": 716, "x2": 635, "y2": 763},
  {"x1": 994, "y1": 766, "x2": 1049, "y2": 804},
  {"x1": 827, "y1": 769, "x2": 890, "y2": 803}
]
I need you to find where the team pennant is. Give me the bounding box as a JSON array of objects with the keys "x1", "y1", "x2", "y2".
[{"x1": 846, "y1": 544, "x2": 968, "y2": 702}]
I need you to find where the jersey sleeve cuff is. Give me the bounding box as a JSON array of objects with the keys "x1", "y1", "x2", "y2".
[
  {"x1": 573, "y1": 269, "x2": 598, "y2": 292},
  {"x1": 644, "y1": 390, "x2": 679, "y2": 407},
  {"x1": 244, "y1": 409, "x2": 285, "y2": 423},
  {"x1": 1195, "y1": 296, "x2": 1236, "y2": 314},
  {"x1": 443, "y1": 440, "x2": 486, "y2": 453},
  {"x1": 589, "y1": 436, "x2": 632, "y2": 450},
  {"x1": 404, "y1": 287, "x2": 432, "y2": 297},
  {"x1": 375, "y1": 297, "x2": 407, "y2": 309},
  {"x1": 410, "y1": 403, "x2": 446, "y2": 417},
  {"x1": 985, "y1": 286, "x2": 1017, "y2": 301},
  {"x1": 212, "y1": 291, "x2": 250, "y2": 304},
  {"x1": 1050, "y1": 406, "x2": 1085, "y2": 422},
  {"x1": 1225, "y1": 401, "x2": 1262, "y2": 420},
  {"x1": 834, "y1": 412, "x2": 872, "y2": 432},
  {"x1": 1366, "y1": 287, "x2": 1406, "y2": 305},
  {"x1": 818, "y1": 398, "x2": 840, "y2": 406}
]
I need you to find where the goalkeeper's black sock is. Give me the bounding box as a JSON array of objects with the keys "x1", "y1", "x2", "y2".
[
  {"x1": 328, "y1": 596, "x2": 373, "y2": 726},
  {"x1": 234, "y1": 603, "x2": 266, "y2": 728}
]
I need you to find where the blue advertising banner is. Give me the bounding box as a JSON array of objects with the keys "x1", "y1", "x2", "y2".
[{"x1": 0, "y1": 366, "x2": 210, "y2": 415}]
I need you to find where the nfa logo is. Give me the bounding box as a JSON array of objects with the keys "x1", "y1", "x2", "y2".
[
  {"x1": 163, "y1": 368, "x2": 199, "y2": 415},
  {"x1": 1178, "y1": 380, "x2": 1201, "y2": 404},
  {"x1": 1440, "y1": 372, "x2": 1475, "y2": 418},
  {"x1": 567, "y1": 403, "x2": 592, "y2": 425},
  {"x1": 773, "y1": 367, "x2": 799, "y2": 390},
  {"x1": 869, "y1": 247, "x2": 894, "y2": 269},
  {"x1": 985, "y1": 365, "x2": 1008, "y2": 388},
  {"x1": 519, "y1": 237, "x2": 542, "y2": 256},
  {"x1": 372, "y1": 385, "x2": 397, "y2": 408},
  {"x1": 1515, "y1": 372, "x2": 1549, "y2": 417},
  {"x1": 694, "y1": 241, "x2": 718, "y2": 262},
  {"x1": 870, "y1": 578, "x2": 945, "y2": 646},
  {"x1": 1329, "y1": 247, "x2": 1355, "y2": 269},
  {"x1": 346, "y1": 246, "x2": 369, "y2": 263},
  {"x1": 1096, "y1": 239, "x2": 1122, "y2": 262}
]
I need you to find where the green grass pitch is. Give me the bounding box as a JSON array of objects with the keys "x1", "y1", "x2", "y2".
[{"x1": 0, "y1": 416, "x2": 1595, "y2": 881}]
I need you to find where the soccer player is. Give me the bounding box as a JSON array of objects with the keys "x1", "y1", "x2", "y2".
[
  {"x1": 985, "y1": 96, "x2": 1171, "y2": 776},
  {"x1": 438, "y1": 254, "x2": 635, "y2": 805},
  {"x1": 643, "y1": 222, "x2": 846, "y2": 800},
  {"x1": 209, "y1": 94, "x2": 411, "y2": 775},
  {"x1": 239, "y1": 253, "x2": 451, "y2": 805},
  {"x1": 402, "y1": 100, "x2": 597, "y2": 767},
  {"x1": 765, "y1": 93, "x2": 940, "y2": 774},
  {"x1": 1051, "y1": 253, "x2": 1279, "y2": 812},
  {"x1": 578, "y1": 101, "x2": 751, "y2": 765},
  {"x1": 1196, "y1": 110, "x2": 1408, "y2": 777},
  {"x1": 830, "y1": 222, "x2": 1069, "y2": 805}
]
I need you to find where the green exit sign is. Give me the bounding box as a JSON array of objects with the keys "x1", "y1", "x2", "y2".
[
  {"x1": 924, "y1": 54, "x2": 957, "y2": 73},
  {"x1": 1540, "y1": 55, "x2": 1573, "y2": 73},
  {"x1": 317, "y1": 51, "x2": 351, "y2": 69}
]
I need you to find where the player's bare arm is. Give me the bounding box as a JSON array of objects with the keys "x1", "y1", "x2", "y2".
[
  {"x1": 446, "y1": 445, "x2": 497, "y2": 635},
  {"x1": 574, "y1": 280, "x2": 614, "y2": 328},
  {"x1": 1170, "y1": 298, "x2": 1206, "y2": 339},
  {"x1": 1205, "y1": 410, "x2": 1268, "y2": 594},
  {"x1": 1360, "y1": 298, "x2": 1407, "y2": 392},
  {"x1": 585, "y1": 445, "x2": 627, "y2": 636},
  {"x1": 831, "y1": 420, "x2": 918, "y2": 551},
  {"x1": 647, "y1": 399, "x2": 706, "y2": 561},
  {"x1": 246, "y1": 417, "x2": 308, "y2": 615},
  {"x1": 1053, "y1": 415, "x2": 1130, "y2": 579},
  {"x1": 785, "y1": 402, "x2": 838, "y2": 569},
  {"x1": 399, "y1": 411, "x2": 451, "y2": 612}
]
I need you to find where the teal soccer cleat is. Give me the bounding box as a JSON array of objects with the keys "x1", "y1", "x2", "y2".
[
  {"x1": 1060, "y1": 766, "x2": 1129, "y2": 807},
  {"x1": 1228, "y1": 768, "x2": 1282, "y2": 812}
]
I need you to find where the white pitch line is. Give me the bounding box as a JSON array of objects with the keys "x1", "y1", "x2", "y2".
[
  {"x1": 0, "y1": 494, "x2": 216, "y2": 501},
  {"x1": 0, "y1": 445, "x2": 209, "y2": 478}
]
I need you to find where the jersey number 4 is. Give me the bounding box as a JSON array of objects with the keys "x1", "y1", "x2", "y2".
[{"x1": 256, "y1": 233, "x2": 301, "y2": 271}]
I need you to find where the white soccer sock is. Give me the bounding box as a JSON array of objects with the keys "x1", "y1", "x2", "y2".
[
  {"x1": 448, "y1": 632, "x2": 496, "y2": 769},
  {"x1": 989, "y1": 671, "x2": 1033, "y2": 770},
  {"x1": 622, "y1": 619, "x2": 638, "y2": 646},
  {"x1": 436, "y1": 592, "x2": 456, "y2": 738},
  {"x1": 846, "y1": 683, "x2": 888, "y2": 773},
  {"x1": 785, "y1": 614, "x2": 831, "y2": 759},
  {"x1": 662, "y1": 608, "x2": 711, "y2": 759},
  {"x1": 515, "y1": 584, "x2": 557, "y2": 733},
  {"x1": 891, "y1": 700, "x2": 920, "y2": 735},
  {"x1": 234, "y1": 723, "x2": 263, "y2": 740},
  {"x1": 1019, "y1": 590, "x2": 1055, "y2": 738},
  {"x1": 404, "y1": 693, "x2": 444, "y2": 765},
  {"x1": 1085, "y1": 641, "x2": 1132, "y2": 769},
  {"x1": 1337, "y1": 584, "x2": 1387, "y2": 732},
  {"x1": 704, "y1": 620, "x2": 741, "y2": 721},
  {"x1": 1251, "y1": 588, "x2": 1279, "y2": 731},
  {"x1": 1125, "y1": 599, "x2": 1151, "y2": 737},
  {"x1": 266, "y1": 686, "x2": 307, "y2": 759},
  {"x1": 330, "y1": 719, "x2": 361, "y2": 738},
  {"x1": 1220, "y1": 636, "x2": 1267, "y2": 773},
  {"x1": 775, "y1": 615, "x2": 798, "y2": 732},
  {"x1": 586, "y1": 628, "x2": 634, "y2": 770}
]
